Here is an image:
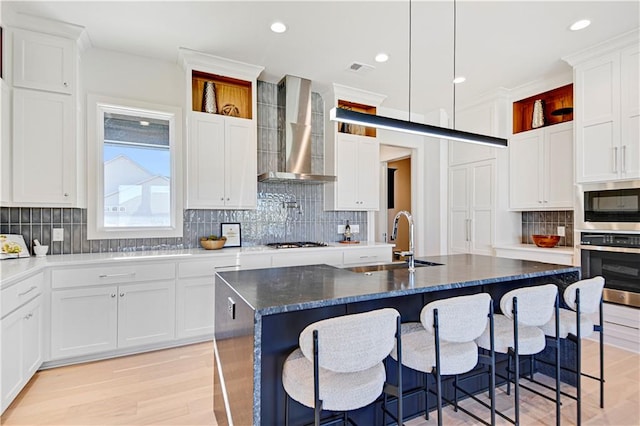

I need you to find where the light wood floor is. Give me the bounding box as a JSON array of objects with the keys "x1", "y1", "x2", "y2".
[{"x1": 1, "y1": 340, "x2": 638, "y2": 425}]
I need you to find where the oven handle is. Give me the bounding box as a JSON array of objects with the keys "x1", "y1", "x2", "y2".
[{"x1": 579, "y1": 244, "x2": 640, "y2": 254}]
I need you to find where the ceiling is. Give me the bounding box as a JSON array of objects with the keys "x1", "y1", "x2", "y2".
[{"x1": 3, "y1": 1, "x2": 639, "y2": 117}]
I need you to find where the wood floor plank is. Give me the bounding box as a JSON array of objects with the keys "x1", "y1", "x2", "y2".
[{"x1": 1, "y1": 339, "x2": 637, "y2": 425}]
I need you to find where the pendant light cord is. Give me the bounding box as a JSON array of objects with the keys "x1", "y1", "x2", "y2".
[
  {"x1": 452, "y1": 0, "x2": 457, "y2": 129},
  {"x1": 408, "y1": 0, "x2": 412, "y2": 122}
]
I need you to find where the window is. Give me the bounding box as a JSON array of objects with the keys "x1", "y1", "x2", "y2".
[{"x1": 88, "y1": 95, "x2": 182, "y2": 239}]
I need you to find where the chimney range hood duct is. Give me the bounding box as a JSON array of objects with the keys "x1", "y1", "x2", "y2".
[{"x1": 257, "y1": 75, "x2": 336, "y2": 183}]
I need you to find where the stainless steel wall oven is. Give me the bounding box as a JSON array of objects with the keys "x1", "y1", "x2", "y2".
[{"x1": 580, "y1": 232, "x2": 640, "y2": 308}]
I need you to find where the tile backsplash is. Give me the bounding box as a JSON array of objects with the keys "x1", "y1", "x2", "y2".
[
  {"x1": 0, "y1": 81, "x2": 366, "y2": 255},
  {"x1": 521, "y1": 210, "x2": 574, "y2": 247}
]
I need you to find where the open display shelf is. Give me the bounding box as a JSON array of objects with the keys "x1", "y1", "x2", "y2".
[
  {"x1": 337, "y1": 99, "x2": 377, "y2": 137},
  {"x1": 191, "y1": 70, "x2": 252, "y2": 119},
  {"x1": 513, "y1": 84, "x2": 573, "y2": 134}
]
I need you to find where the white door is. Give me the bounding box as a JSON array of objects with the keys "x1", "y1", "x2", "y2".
[
  {"x1": 225, "y1": 118, "x2": 256, "y2": 209},
  {"x1": 509, "y1": 129, "x2": 542, "y2": 209},
  {"x1": 449, "y1": 165, "x2": 470, "y2": 253},
  {"x1": 22, "y1": 296, "x2": 43, "y2": 377},
  {"x1": 335, "y1": 134, "x2": 359, "y2": 209},
  {"x1": 176, "y1": 278, "x2": 214, "y2": 339},
  {"x1": 117, "y1": 281, "x2": 175, "y2": 348},
  {"x1": 51, "y1": 287, "x2": 118, "y2": 359},
  {"x1": 470, "y1": 161, "x2": 495, "y2": 255},
  {"x1": 1, "y1": 307, "x2": 24, "y2": 411},
  {"x1": 187, "y1": 113, "x2": 226, "y2": 208},
  {"x1": 621, "y1": 45, "x2": 640, "y2": 179},
  {"x1": 13, "y1": 89, "x2": 75, "y2": 205},
  {"x1": 357, "y1": 138, "x2": 380, "y2": 210},
  {"x1": 545, "y1": 122, "x2": 574, "y2": 208}
]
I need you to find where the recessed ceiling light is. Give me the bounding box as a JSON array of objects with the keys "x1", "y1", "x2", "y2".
[
  {"x1": 270, "y1": 22, "x2": 287, "y2": 33},
  {"x1": 139, "y1": 120, "x2": 150, "y2": 126},
  {"x1": 570, "y1": 19, "x2": 591, "y2": 31},
  {"x1": 453, "y1": 76, "x2": 466, "y2": 84},
  {"x1": 375, "y1": 53, "x2": 389, "y2": 63}
]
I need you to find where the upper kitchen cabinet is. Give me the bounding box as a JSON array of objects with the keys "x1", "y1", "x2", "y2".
[
  {"x1": 3, "y1": 18, "x2": 87, "y2": 207},
  {"x1": 565, "y1": 30, "x2": 640, "y2": 183},
  {"x1": 179, "y1": 48, "x2": 263, "y2": 209},
  {"x1": 324, "y1": 84, "x2": 386, "y2": 211},
  {"x1": 449, "y1": 90, "x2": 509, "y2": 166},
  {"x1": 510, "y1": 122, "x2": 574, "y2": 210},
  {"x1": 12, "y1": 29, "x2": 75, "y2": 94}
]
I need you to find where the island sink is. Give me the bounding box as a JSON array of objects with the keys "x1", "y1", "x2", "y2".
[{"x1": 344, "y1": 259, "x2": 443, "y2": 273}]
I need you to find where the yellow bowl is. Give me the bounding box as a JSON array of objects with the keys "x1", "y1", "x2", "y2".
[
  {"x1": 531, "y1": 234, "x2": 561, "y2": 248},
  {"x1": 200, "y1": 239, "x2": 226, "y2": 250}
]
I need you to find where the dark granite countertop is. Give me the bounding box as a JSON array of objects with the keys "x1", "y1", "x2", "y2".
[{"x1": 216, "y1": 254, "x2": 580, "y2": 315}]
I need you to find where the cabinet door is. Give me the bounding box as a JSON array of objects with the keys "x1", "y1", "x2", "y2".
[
  {"x1": 544, "y1": 122, "x2": 574, "y2": 208},
  {"x1": 335, "y1": 134, "x2": 359, "y2": 209},
  {"x1": 13, "y1": 89, "x2": 75, "y2": 205},
  {"x1": 12, "y1": 29, "x2": 74, "y2": 94},
  {"x1": 1, "y1": 306, "x2": 24, "y2": 411},
  {"x1": 469, "y1": 161, "x2": 495, "y2": 255},
  {"x1": 356, "y1": 138, "x2": 380, "y2": 210},
  {"x1": 575, "y1": 53, "x2": 620, "y2": 183},
  {"x1": 176, "y1": 277, "x2": 214, "y2": 339},
  {"x1": 225, "y1": 118, "x2": 257, "y2": 209},
  {"x1": 621, "y1": 45, "x2": 640, "y2": 179},
  {"x1": 187, "y1": 113, "x2": 226, "y2": 208},
  {"x1": 22, "y1": 296, "x2": 43, "y2": 378},
  {"x1": 509, "y1": 130, "x2": 543, "y2": 209},
  {"x1": 117, "y1": 280, "x2": 175, "y2": 348},
  {"x1": 51, "y1": 287, "x2": 118, "y2": 359},
  {"x1": 449, "y1": 165, "x2": 470, "y2": 254}
]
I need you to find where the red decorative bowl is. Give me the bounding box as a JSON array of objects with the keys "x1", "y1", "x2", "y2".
[{"x1": 531, "y1": 234, "x2": 561, "y2": 248}]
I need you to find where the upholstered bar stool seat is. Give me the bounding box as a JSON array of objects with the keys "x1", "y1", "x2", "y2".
[
  {"x1": 283, "y1": 348, "x2": 386, "y2": 411},
  {"x1": 477, "y1": 314, "x2": 546, "y2": 355},
  {"x1": 540, "y1": 308, "x2": 595, "y2": 339},
  {"x1": 396, "y1": 322, "x2": 479, "y2": 376}
]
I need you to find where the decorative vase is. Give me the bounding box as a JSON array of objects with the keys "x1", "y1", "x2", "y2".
[
  {"x1": 202, "y1": 81, "x2": 217, "y2": 114},
  {"x1": 532, "y1": 99, "x2": 544, "y2": 129}
]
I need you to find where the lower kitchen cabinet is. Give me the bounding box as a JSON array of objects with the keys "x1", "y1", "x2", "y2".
[
  {"x1": 1, "y1": 295, "x2": 43, "y2": 413},
  {"x1": 176, "y1": 278, "x2": 214, "y2": 338},
  {"x1": 50, "y1": 281, "x2": 175, "y2": 359}
]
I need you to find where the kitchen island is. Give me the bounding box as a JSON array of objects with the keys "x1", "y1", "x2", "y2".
[{"x1": 213, "y1": 254, "x2": 580, "y2": 425}]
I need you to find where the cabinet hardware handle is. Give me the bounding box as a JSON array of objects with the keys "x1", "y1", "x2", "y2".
[
  {"x1": 111, "y1": 293, "x2": 116, "y2": 298},
  {"x1": 24, "y1": 313, "x2": 33, "y2": 320},
  {"x1": 63, "y1": 82, "x2": 69, "y2": 87},
  {"x1": 360, "y1": 255, "x2": 377, "y2": 259},
  {"x1": 613, "y1": 147, "x2": 619, "y2": 173},
  {"x1": 622, "y1": 145, "x2": 627, "y2": 173},
  {"x1": 99, "y1": 273, "x2": 136, "y2": 278},
  {"x1": 214, "y1": 265, "x2": 237, "y2": 269},
  {"x1": 220, "y1": 197, "x2": 224, "y2": 201},
  {"x1": 64, "y1": 193, "x2": 69, "y2": 197},
  {"x1": 18, "y1": 286, "x2": 38, "y2": 296},
  {"x1": 119, "y1": 293, "x2": 125, "y2": 297}
]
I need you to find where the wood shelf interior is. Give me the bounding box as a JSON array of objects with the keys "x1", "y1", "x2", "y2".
[
  {"x1": 192, "y1": 71, "x2": 252, "y2": 119},
  {"x1": 337, "y1": 99, "x2": 377, "y2": 137},
  {"x1": 513, "y1": 84, "x2": 573, "y2": 134}
]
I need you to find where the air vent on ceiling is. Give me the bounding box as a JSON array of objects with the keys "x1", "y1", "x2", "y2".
[{"x1": 346, "y1": 61, "x2": 375, "y2": 74}]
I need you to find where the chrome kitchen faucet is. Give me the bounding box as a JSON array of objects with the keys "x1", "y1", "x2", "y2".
[{"x1": 391, "y1": 210, "x2": 415, "y2": 272}]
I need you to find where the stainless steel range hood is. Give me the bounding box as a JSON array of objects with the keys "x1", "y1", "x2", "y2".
[{"x1": 257, "y1": 75, "x2": 336, "y2": 183}]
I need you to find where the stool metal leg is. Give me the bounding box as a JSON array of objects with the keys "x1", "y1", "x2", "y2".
[
  {"x1": 434, "y1": 308, "x2": 443, "y2": 426},
  {"x1": 513, "y1": 296, "x2": 520, "y2": 426},
  {"x1": 576, "y1": 289, "x2": 582, "y2": 426},
  {"x1": 555, "y1": 292, "x2": 561, "y2": 426},
  {"x1": 489, "y1": 303, "x2": 496, "y2": 426},
  {"x1": 599, "y1": 297, "x2": 605, "y2": 409},
  {"x1": 313, "y1": 330, "x2": 321, "y2": 426},
  {"x1": 424, "y1": 372, "x2": 429, "y2": 420},
  {"x1": 285, "y1": 393, "x2": 290, "y2": 426}
]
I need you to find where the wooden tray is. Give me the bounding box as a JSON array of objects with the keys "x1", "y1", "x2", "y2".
[{"x1": 339, "y1": 240, "x2": 360, "y2": 244}]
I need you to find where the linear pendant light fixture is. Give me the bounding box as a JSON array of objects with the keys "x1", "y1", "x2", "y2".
[{"x1": 330, "y1": 0, "x2": 508, "y2": 148}]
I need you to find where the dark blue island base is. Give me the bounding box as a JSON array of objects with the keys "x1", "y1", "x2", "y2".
[{"x1": 212, "y1": 254, "x2": 581, "y2": 425}]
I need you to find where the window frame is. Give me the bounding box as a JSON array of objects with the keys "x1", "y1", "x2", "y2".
[{"x1": 87, "y1": 94, "x2": 183, "y2": 240}]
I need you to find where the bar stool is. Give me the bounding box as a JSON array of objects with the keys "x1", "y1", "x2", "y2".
[
  {"x1": 282, "y1": 308, "x2": 402, "y2": 426},
  {"x1": 391, "y1": 293, "x2": 495, "y2": 426},
  {"x1": 476, "y1": 284, "x2": 561, "y2": 426},
  {"x1": 540, "y1": 276, "x2": 606, "y2": 425}
]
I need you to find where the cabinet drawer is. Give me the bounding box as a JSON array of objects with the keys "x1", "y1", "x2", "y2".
[
  {"x1": 1, "y1": 272, "x2": 44, "y2": 318},
  {"x1": 178, "y1": 256, "x2": 240, "y2": 278},
  {"x1": 343, "y1": 248, "x2": 391, "y2": 265},
  {"x1": 51, "y1": 262, "x2": 176, "y2": 289}
]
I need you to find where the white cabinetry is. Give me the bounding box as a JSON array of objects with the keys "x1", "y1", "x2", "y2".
[
  {"x1": 566, "y1": 31, "x2": 640, "y2": 183},
  {"x1": 179, "y1": 48, "x2": 263, "y2": 210},
  {"x1": 334, "y1": 133, "x2": 380, "y2": 210},
  {"x1": 12, "y1": 29, "x2": 74, "y2": 94},
  {"x1": 1, "y1": 272, "x2": 44, "y2": 414},
  {"x1": 509, "y1": 122, "x2": 573, "y2": 210},
  {"x1": 50, "y1": 263, "x2": 176, "y2": 360},
  {"x1": 187, "y1": 113, "x2": 256, "y2": 208},
  {"x1": 324, "y1": 84, "x2": 386, "y2": 211},
  {"x1": 449, "y1": 160, "x2": 495, "y2": 255},
  {"x1": 6, "y1": 26, "x2": 83, "y2": 207}
]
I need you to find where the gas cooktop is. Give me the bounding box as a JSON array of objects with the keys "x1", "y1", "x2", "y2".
[{"x1": 266, "y1": 242, "x2": 329, "y2": 249}]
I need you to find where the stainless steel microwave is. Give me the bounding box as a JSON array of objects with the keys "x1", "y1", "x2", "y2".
[{"x1": 577, "y1": 180, "x2": 640, "y2": 231}]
